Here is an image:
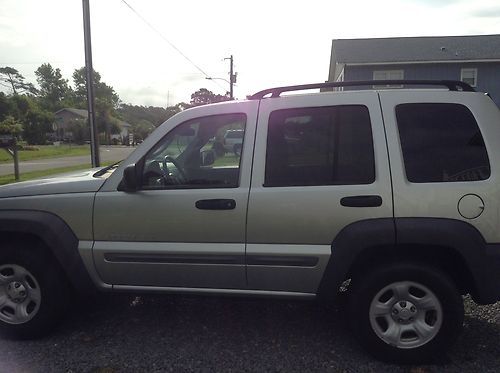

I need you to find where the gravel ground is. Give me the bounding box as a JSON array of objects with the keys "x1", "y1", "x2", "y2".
[{"x1": 0, "y1": 294, "x2": 498, "y2": 373}]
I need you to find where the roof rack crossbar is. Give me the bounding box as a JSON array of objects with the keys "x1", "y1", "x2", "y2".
[{"x1": 248, "y1": 80, "x2": 475, "y2": 100}]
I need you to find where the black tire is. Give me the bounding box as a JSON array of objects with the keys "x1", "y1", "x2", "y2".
[
  {"x1": 348, "y1": 262, "x2": 464, "y2": 363},
  {"x1": 0, "y1": 242, "x2": 70, "y2": 339}
]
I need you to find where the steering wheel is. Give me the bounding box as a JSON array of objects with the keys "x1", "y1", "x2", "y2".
[{"x1": 163, "y1": 155, "x2": 187, "y2": 184}]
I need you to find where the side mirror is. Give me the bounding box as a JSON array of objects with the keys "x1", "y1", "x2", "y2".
[
  {"x1": 200, "y1": 150, "x2": 215, "y2": 166},
  {"x1": 118, "y1": 164, "x2": 138, "y2": 192}
]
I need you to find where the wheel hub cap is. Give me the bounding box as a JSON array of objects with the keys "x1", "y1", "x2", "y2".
[
  {"x1": 0, "y1": 264, "x2": 41, "y2": 324},
  {"x1": 369, "y1": 281, "x2": 443, "y2": 349},
  {"x1": 391, "y1": 300, "x2": 417, "y2": 324},
  {"x1": 6, "y1": 281, "x2": 28, "y2": 303}
]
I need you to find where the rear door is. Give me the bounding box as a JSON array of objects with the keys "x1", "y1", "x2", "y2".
[{"x1": 246, "y1": 91, "x2": 393, "y2": 293}]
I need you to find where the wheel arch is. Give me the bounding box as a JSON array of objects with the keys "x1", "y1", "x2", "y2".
[
  {"x1": 0, "y1": 210, "x2": 96, "y2": 294},
  {"x1": 318, "y1": 218, "x2": 492, "y2": 304}
]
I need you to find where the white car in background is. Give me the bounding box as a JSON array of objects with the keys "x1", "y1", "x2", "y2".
[{"x1": 223, "y1": 129, "x2": 243, "y2": 155}]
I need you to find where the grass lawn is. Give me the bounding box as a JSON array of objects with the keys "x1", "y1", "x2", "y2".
[
  {"x1": 213, "y1": 154, "x2": 240, "y2": 167},
  {"x1": 0, "y1": 145, "x2": 90, "y2": 164},
  {"x1": 0, "y1": 162, "x2": 112, "y2": 186}
]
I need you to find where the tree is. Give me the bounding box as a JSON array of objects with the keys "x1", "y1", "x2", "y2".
[
  {"x1": 0, "y1": 116, "x2": 23, "y2": 138},
  {"x1": 72, "y1": 67, "x2": 121, "y2": 145},
  {"x1": 72, "y1": 67, "x2": 119, "y2": 108},
  {"x1": 2, "y1": 95, "x2": 54, "y2": 144},
  {"x1": 131, "y1": 119, "x2": 154, "y2": 142},
  {"x1": 117, "y1": 103, "x2": 184, "y2": 128},
  {"x1": 0, "y1": 67, "x2": 37, "y2": 95},
  {"x1": 95, "y1": 100, "x2": 121, "y2": 145},
  {"x1": 190, "y1": 88, "x2": 230, "y2": 107},
  {"x1": 22, "y1": 107, "x2": 54, "y2": 145},
  {"x1": 0, "y1": 93, "x2": 15, "y2": 121},
  {"x1": 35, "y1": 63, "x2": 72, "y2": 111},
  {"x1": 66, "y1": 118, "x2": 89, "y2": 144}
]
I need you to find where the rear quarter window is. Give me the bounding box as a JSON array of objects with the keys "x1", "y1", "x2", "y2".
[{"x1": 396, "y1": 103, "x2": 490, "y2": 183}]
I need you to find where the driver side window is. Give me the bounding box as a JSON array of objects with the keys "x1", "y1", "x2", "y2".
[{"x1": 141, "y1": 113, "x2": 246, "y2": 190}]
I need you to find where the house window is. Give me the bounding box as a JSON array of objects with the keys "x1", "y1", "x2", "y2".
[
  {"x1": 461, "y1": 68, "x2": 477, "y2": 87},
  {"x1": 373, "y1": 70, "x2": 404, "y2": 88}
]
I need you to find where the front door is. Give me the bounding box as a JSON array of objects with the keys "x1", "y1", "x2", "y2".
[{"x1": 93, "y1": 102, "x2": 258, "y2": 289}]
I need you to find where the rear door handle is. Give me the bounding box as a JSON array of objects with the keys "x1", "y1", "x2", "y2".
[
  {"x1": 195, "y1": 199, "x2": 236, "y2": 210},
  {"x1": 340, "y1": 195, "x2": 382, "y2": 207}
]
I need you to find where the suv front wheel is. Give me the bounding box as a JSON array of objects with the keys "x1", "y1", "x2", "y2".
[
  {"x1": 0, "y1": 242, "x2": 70, "y2": 339},
  {"x1": 348, "y1": 262, "x2": 464, "y2": 363}
]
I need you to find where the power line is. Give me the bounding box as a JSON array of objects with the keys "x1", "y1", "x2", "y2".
[{"x1": 120, "y1": 0, "x2": 225, "y2": 91}]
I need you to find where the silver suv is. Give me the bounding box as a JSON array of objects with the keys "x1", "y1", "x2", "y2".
[{"x1": 0, "y1": 80, "x2": 499, "y2": 363}]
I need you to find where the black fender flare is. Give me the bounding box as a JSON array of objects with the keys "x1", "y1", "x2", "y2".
[
  {"x1": 0, "y1": 210, "x2": 96, "y2": 294},
  {"x1": 317, "y1": 218, "x2": 395, "y2": 298},
  {"x1": 395, "y1": 218, "x2": 497, "y2": 304},
  {"x1": 318, "y1": 217, "x2": 498, "y2": 304}
]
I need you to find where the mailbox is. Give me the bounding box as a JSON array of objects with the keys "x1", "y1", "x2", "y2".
[{"x1": 0, "y1": 135, "x2": 15, "y2": 148}]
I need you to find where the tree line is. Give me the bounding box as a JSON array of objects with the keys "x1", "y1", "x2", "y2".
[{"x1": 0, "y1": 64, "x2": 230, "y2": 145}]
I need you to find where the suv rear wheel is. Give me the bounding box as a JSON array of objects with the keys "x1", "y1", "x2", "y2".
[
  {"x1": 348, "y1": 262, "x2": 464, "y2": 363},
  {"x1": 0, "y1": 243, "x2": 70, "y2": 339}
]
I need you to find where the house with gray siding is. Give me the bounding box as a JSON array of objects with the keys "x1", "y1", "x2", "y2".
[
  {"x1": 327, "y1": 35, "x2": 500, "y2": 106},
  {"x1": 54, "y1": 108, "x2": 131, "y2": 144}
]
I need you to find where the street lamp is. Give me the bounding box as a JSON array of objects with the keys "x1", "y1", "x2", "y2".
[
  {"x1": 206, "y1": 77, "x2": 230, "y2": 84},
  {"x1": 206, "y1": 76, "x2": 235, "y2": 99}
]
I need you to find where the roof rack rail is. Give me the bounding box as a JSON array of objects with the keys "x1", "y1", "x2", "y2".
[{"x1": 248, "y1": 80, "x2": 475, "y2": 100}]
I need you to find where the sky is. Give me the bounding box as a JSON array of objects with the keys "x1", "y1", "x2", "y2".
[{"x1": 1, "y1": 0, "x2": 499, "y2": 107}]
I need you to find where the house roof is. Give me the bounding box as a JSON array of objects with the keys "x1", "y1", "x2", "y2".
[
  {"x1": 54, "y1": 108, "x2": 131, "y2": 128},
  {"x1": 331, "y1": 34, "x2": 500, "y2": 64},
  {"x1": 55, "y1": 108, "x2": 88, "y2": 118}
]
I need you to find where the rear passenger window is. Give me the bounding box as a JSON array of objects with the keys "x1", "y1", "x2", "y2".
[
  {"x1": 265, "y1": 105, "x2": 375, "y2": 187},
  {"x1": 396, "y1": 103, "x2": 490, "y2": 183}
]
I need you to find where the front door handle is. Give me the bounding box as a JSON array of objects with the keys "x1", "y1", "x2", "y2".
[
  {"x1": 195, "y1": 199, "x2": 236, "y2": 210},
  {"x1": 340, "y1": 195, "x2": 382, "y2": 207}
]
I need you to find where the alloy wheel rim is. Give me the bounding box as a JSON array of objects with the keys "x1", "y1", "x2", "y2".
[
  {"x1": 0, "y1": 264, "x2": 41, "y2": 324},
  {"x1": 369, "y1": 281, "x2": 443, "y2": 349}
]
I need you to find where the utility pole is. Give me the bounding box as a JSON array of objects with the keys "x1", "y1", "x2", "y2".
[
  {"x1": 206, "y1": 55, "x2": 237, "y2": 99},
  {"x1": 224, "y1": 55, "x2": 236, "y2": 100},
  {"x1": 82, "y1": 0, "x2": 100, "y2": 167}
]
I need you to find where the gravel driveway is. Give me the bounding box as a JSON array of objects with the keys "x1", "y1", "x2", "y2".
[{"x1": 0, "y1": 294, "x2": 498, "y2": 372}]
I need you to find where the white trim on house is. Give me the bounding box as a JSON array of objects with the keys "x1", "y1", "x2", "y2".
[
  {"x1": 461, "y1": 68, "x2": 478, "y2": 87},
  {"x1": 341, "y1": 59, "x2": 500, "y2": 66},
  {"x1": 336, "y1": 66, "x2": 345, "y2": 82},
  {"x1": 335, "y1": 65, "x2": 345, "y2": 91}
]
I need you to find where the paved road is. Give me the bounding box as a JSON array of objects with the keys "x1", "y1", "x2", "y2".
[
  {"x1": 0, "y1": 294, "x2": 498, "y2": 372},
  {"x1": 0, "y1": 146, "x2": 136, "y2": 176}
]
